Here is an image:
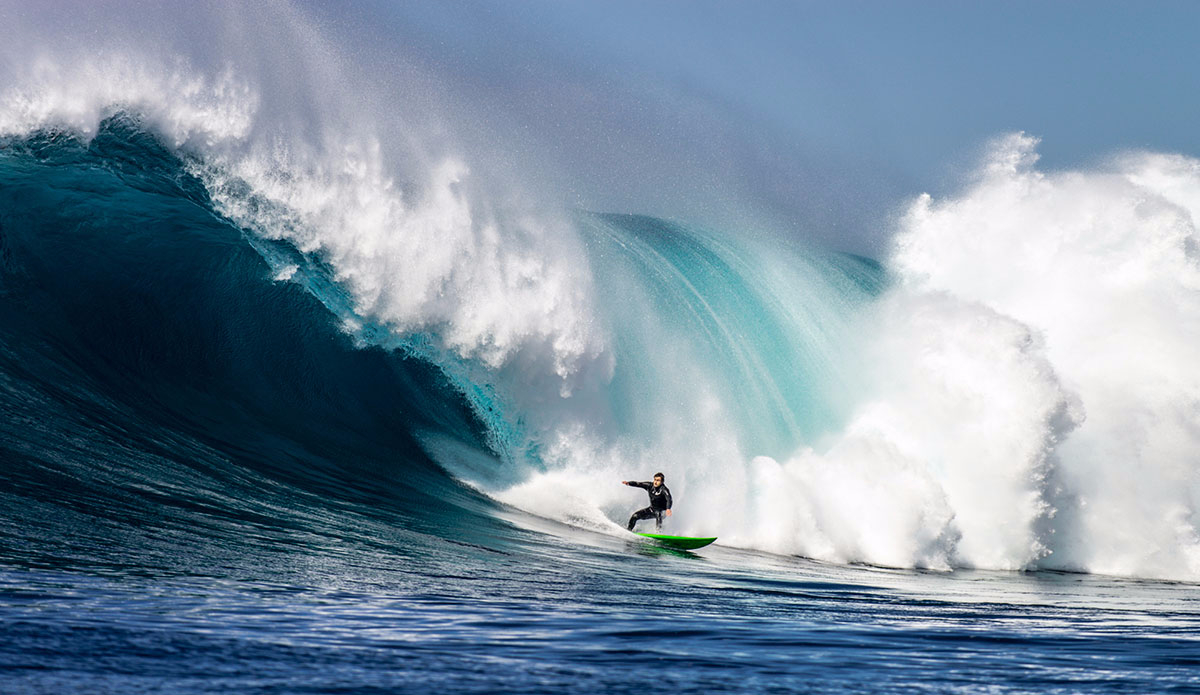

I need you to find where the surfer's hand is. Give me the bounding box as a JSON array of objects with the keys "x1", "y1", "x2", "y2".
[
  {"x1": 621, "y1": 480, "x2": 627, "y2": 485},
  {"x1": 665, "y1": 509, "x2": 672, "y2": 516}
]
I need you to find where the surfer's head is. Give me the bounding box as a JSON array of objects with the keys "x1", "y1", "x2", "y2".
[{"x1": 653, "y1": 473, "x2": 664, "y2": 487}]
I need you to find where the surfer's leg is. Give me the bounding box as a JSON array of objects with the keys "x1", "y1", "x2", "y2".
[
  {"x1": 628, "y1": 507, "x2": 655, "y2": 530},
  {"x1": 654, "y1": 510, "x2": 664, "y2": 530}
]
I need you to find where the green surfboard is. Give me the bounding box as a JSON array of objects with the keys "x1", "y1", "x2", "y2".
[{"x1": 635, "y1": 533, "x2": 717, "y2": 550}]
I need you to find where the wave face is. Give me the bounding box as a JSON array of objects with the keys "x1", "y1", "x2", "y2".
[
  {"x1": 3, "y1": 6, "x2": 1200, "y2": 583},
  {"x1": 0, "y1": 120, "x2": 510, "y2": 574}
]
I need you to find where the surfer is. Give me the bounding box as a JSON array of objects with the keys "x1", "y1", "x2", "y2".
[{"x1": 622, "y1": 473, "x2": 673, "y2": 531}]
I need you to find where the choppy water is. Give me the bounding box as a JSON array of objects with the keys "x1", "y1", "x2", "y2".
[{"x1": 5, "y1": 527, "x2": 1200, "y2": 694}]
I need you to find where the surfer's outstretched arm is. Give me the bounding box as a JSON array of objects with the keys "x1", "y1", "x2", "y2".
[{"x1": 622, "y1": 480, "x2": 652, "y2": 490}]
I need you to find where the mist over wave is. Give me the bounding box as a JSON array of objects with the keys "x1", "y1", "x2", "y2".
[{"x1": 1, "y1": 2, "x2": 1199, "y2": 582}]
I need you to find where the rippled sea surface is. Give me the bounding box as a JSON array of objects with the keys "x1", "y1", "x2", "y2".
[{"x1": 4, "y1": 515, "x2": 1198, "y2": 695}]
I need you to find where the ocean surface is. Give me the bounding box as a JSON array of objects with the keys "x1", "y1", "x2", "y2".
[{"x1": 4, "y1": 5, "x2": 1200, "y2": 693}]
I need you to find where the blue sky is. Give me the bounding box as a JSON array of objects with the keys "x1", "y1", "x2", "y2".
[
  {"x1": 525, "y1": 2, "x2": 1200, "y2": 166},
  {"x1": 311, "y1": 0, "x2": 1200, "y2": 252}
]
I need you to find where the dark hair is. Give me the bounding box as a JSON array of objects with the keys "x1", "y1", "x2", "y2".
[{"x1": 653, "y1": 472, "x2": 665, "y2": 481}]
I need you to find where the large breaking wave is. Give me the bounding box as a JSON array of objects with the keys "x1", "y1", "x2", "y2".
[{"x1": 2, "y1": 2, "x2": 1200, "y2": 581}]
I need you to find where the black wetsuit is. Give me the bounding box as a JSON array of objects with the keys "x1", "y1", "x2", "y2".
[{"x1": 625, "y1": 481, "x2": 673, "y2": 531}]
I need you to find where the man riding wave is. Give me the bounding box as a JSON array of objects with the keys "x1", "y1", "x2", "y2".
[{"x1": 622, "y1": 472, "x2": 672, "y2": 531}]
